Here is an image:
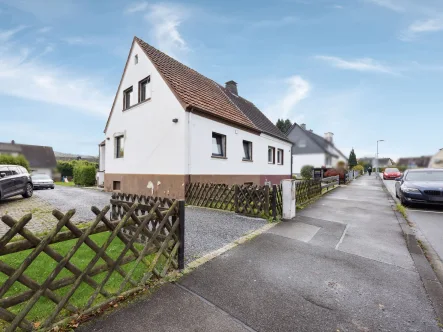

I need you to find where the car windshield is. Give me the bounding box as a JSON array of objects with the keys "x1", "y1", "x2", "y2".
[
  {"x1": 385, "y1": 168, "x2": 399, "y2": 173},
  {"x1": 406, "y1": 171, "x2": 443, "y2": 182},
  {"x1": 32, "y1": 175, "x2": 51, "y2": 180}
]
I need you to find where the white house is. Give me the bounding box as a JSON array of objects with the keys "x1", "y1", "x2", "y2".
[
  {"x1": 100, "y1": 37, "x2": 292, "y2": 198},
  {"x1": 285, "y1": 123, "x2": 348, "y2": 174},
  {"x1": 0, "y1": 141, "x2": 57, "y2": 177}
]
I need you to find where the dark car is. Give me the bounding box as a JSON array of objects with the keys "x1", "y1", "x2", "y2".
[
  {"x1": 395, "y1": 169, "x2": 443, "y2": 206},
  {"x1": 383, "y1": 167, "x2": 401, "y2": 180},
  {"x1": 31, "y1": 174, "x2": 55, "y2": 189},
  {"x1": 0, "y1": 165, "x2": 33, "y2": 200}
]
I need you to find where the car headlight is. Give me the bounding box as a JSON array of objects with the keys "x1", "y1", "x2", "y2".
[{"x1": 401, "y1": 186, "x2": 420, "y2": 193}]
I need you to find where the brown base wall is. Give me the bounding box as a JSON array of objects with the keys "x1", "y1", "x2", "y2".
[{"x1": 104, "y1": 173, "x2": 291, "y2": 199}]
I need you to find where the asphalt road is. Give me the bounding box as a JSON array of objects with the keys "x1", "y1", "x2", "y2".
[{"x1": 382, "y1": 177, "x2": 443, "y2": 262}]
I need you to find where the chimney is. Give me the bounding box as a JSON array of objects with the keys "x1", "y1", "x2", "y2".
[
  {"x1": 11, "y1": 140, "x2": 15, "y2": 144},
  {"x1": 324, "y1": 132, "x2": 334, "y2": 143},
  {"x1": 300, "y1": 124, "x2": 306, "y2": 130},
  {"x1": 309, "y1": 129, "x2": 313, "y2": 133},
  {"x1": 225, "y1": 80, "x2": 238, "y2": 95}
]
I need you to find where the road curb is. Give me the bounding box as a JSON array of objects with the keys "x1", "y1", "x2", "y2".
[{"x1": 377, "y1": 176, "x2": 443, "y2": 324}]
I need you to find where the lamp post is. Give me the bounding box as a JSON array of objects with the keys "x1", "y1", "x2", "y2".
[{"x1": 376, "y1": 140, "x2": 384, "y2": 174}]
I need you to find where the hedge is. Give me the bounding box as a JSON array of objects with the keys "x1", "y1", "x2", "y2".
[
  {"x1": 57, "y1": 160, "x2": 98, "y2": 178},
  {"x1": 73, "y1": 164, "x2": 96, "y2": 186},
  {"x1": 0, "y1": 154, "x2": 30, "y2": 171}
]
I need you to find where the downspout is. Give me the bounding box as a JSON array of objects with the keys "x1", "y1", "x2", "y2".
[{"x1": 187, "y1": 108, "x2": 192, "y2": 185}]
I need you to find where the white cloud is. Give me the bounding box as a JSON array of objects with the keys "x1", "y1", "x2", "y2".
[
  {"x1": 0, "y1": 25, "x2": 27, "y2": 41},
  {"x1": 265, "y1": 76, "x2": 311, "y2": 120},
  {"x1": 408, "y1": 17, "x2": 443, "y2": 33},
  {"x1": 37, "y1": 26, "x2": 52, "y2": 33},
  {"x1": 314, "y1": 55, "x2": 395, "y2": 74},
  {"x1": 333, "y1": 5, "x2": 343, "y2": 9},
  {"x1": 0, "y1": 37, "x2": 112, "y2": 116},
  {"x1": 125, "y1": 1, "x2": 149, "y2": 14},
  {"x1": 400, "y1": 16, "x2": 443, "y2": 41},
  {"x1": 365, "y1": 0, "x2": 404, "y2": 12},
  {"x1": 62, "y1": 36, "x2": 95, "y2": 45},
  {"x1": 144, "y1": 3, "x2": 188, "y2": 58},
  {"x1": 250, "y1": 16, "x2": 298, "y2": 28}
]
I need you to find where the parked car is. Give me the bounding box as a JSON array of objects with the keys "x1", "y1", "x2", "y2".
[
  {"x1": 395, "y1": 169, "x2": 443, "y2": 206},
  {"x1": 31, "y1": 174, "x2": 55, "y2": 190},
  {"x1": 0, "y1": 165, "x2": 33, "y2": 200},
  {"x1": 383, "y1": 167, "x2": 401, "y2": 180}
]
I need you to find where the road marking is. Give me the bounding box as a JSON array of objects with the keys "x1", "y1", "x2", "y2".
[
  {"x1": 335, "y1": 224, "x2": 349, "y2": 250},
  {"x1": 408, "y1": 209, "x2": 443, "y2": 214}
]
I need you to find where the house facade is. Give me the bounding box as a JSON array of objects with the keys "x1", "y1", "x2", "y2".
[
  {"x1": 359, "y1": 157, "x2": 395, "y2": 169},
  {"x1": 0, "y1": 141, "x2": 57, "y2": 176},
  {"x1": 101, "y1": 37, "x2": 292, "y2": 198},
  {"x1": 285, "y1": 123, "x2": 347, "y2": 174},
  {"x1": 397, "y1": 156, "x2": 432, "y2": 169},
  {"x1": 429, "y1": 149, "x2": 443, "y2": 169}
]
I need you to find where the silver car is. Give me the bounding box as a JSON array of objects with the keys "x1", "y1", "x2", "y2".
[{"x1": 31, "y1": 174, "x2": 55, "y2": 189}]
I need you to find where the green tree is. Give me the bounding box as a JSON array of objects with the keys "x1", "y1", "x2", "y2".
[
  {"x1": 348, "y1": 149, "x2": 357, "y2": 168},
  {"x1": 0, "y1": 154, "x2": 30, "y2": 171},
  {"x1": 276, "y1": 119, "x2": 293, "y2": 134},
  {"x1": 300, "y1": 165, "x2": 314, "y2": 180}
]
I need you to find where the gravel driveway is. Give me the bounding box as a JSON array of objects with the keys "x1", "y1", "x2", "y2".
[{"x1": 2, "y1": 185, "x2": 268, "y2": 264}]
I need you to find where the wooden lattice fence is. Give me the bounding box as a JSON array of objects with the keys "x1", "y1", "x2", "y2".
[
  {"x1": 185, "y1": 183, "x2": 282, "y2": 219},
  {"x1": 296, "y1": 179, "x2": 322, "y2": 206},
  {"x1": 0, "y1": 199, "x2": 184, "y2": 331}
]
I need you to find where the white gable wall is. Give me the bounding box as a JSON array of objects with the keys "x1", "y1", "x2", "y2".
[
  {"x1": 292, "y1": 153, "x2": 326, "y2": 174},
  {"x1": 105, "y1": 42, "x2": 187, "y2": 175},
  {"x1": 189, "y1": 113, "x2": 292, "y2": 176}
]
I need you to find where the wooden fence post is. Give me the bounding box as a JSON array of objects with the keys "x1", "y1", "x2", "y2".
[
  {"x1": 264, "y1": 185, "x2": 270, "y2": 216},
  {"x1": 178, "y1": 200, "x2": 185, "y2": 270},
  {"x1": 234, "y1": 185, "x2": 239, "y2": 213},
  {"x1": 272, "y1": 185, "x2": 277, "y2": 220}
]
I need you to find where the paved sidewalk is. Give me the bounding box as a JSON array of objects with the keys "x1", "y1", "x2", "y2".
[{"x1": 79, "y1": 175, "x2": 442, "y2": 332}]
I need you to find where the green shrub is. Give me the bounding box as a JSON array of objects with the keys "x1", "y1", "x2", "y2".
[
  {"x1": 0, "y1": 154, "x2": 30, "y2": 171},
  {"x1": 352, "y1": 165, "x2": 364, "y2": 173},
  {"x1": 56, "y1": 160, "x2": 74, "y2": 177},
  {"x1": 73, "y1": 164, "x2": 96, "y2": 186},
  {"x1": 300, "y1": 165, "x2": 314, "y2": 180}
]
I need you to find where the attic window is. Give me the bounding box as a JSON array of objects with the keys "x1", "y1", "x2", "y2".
[
  {"x1": 134, "y1": 54, "x2": 138, "y2": 65},
  {"x1": 298, "y1": 140, "x2": 306, "y2": 148},
  {"x1": 139, "y1": 76, "x2": 151, "y2": 102},
  {"x1": 123, "y1": 87, "x2": 133, "y2": 110}
]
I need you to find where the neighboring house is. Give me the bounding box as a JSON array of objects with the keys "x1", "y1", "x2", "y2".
[
  {"x1": 429, "y1": 149, "x2": 443, "y2": 169},
  {"x1": 0, "y1": 140, "x2": 57, "y2": 176},
  {"x1": 359, "y1": 157, "x2": 394, "y2": 168},
  {"x1": 397, "y1": 156, "x2": 432, "y2": 169},
  {"x1": 285, "y1": 123, "x2": 348, "y2": 174},
  {"x1": 55, "y1": 151, "x2": 99, "y2": 163},
  {"x1": 100, "y1": 37, "x2": 292, "y2": 198}
]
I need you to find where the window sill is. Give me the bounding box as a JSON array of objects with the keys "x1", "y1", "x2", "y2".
[
  {"x1": 242, "y1": 159, "x2": 253, "y2": 162},
  {"x1": 122, "y1": 97, "x2": 151, "y2": 112},
  {"x1": 268, "y1": 162, "x2": 275, "y2": 165},
  {"x1": 211, "y1": 155, "x2": 227, "y2": 159}
]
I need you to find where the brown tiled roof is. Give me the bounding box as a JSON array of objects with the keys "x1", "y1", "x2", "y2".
[
  {"x1": 134, "y1": 37, "x2": 258, "y2": 131},
  {"x1": 222, "y1": 87, "x2": 291, "y2": 143}
]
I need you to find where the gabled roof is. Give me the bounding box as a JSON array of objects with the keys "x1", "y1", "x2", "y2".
[
  {"x1": 0, "y1": 142, "x2": 57, "y2": 169},
  {"x1": 105, "y1": 37, "x2": 259, "y2": 133},
  {"x1": 105, "y1": 37, "x2": 290, "y2": 143},
  {"x1": 286, "y1": 123, "x2": 347, "y2": 160},
  {"x1": 397, "y1": 156, "x2": 431, "y2": 167},
  {"x1": 221, "y1": 87, "x2": 291, "y2": 142}
]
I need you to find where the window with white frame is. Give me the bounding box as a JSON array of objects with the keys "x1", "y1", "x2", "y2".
[
  {"x1": 115, "y1": 135, "x2": 124, "y2": 158},
  {"x1": 268, "y1": 146, "x2": 275, "y2": 164},
  {"x1": 139, "y1": 76, "x2": 151, "y2": 102},
  {"x1": 212, "y1": 132, "x2": 226, "y2": 157},
  {"x1": 123, "y1": 87, "x2": 133, "y2": 110},
  {"x1": 242, "y1": 140, "x2": 252, "y2": 161},
  {"x1": 298, "y1": 139, "x2": 306, "y2": 148},
  {"x1": 277, "y1": 149, "x2": 284, "y2": 165}
]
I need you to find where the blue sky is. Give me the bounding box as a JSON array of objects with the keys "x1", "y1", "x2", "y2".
[{"x1": 0, "y1": 0, "x2": 442, "y2": 161}]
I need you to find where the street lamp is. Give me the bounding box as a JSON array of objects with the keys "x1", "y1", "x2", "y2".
[{"x1": 376, "y1": 140, "x2": 385, "y2": 174}]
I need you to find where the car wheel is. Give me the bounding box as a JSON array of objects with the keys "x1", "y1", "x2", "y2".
[
  {"x1": 22, "y1": 183, "x2": 33, "y2": 198},
  {"x1": 51, "y1": 186, "x2": 55, "y2": 189}
]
